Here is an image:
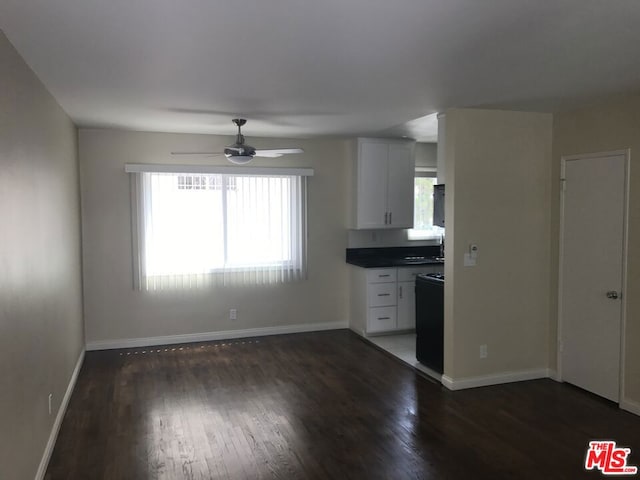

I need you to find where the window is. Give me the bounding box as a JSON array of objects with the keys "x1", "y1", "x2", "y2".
[
  {"x1": 129, "y1": 167, "x2": 310, "y2": 290},
  {"x1": 408, "y1": 170, "x2": 445, "y2": 240}
]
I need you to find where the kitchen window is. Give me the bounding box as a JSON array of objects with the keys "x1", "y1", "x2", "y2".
[
  {"x1": 408, "y1": 169, "x2": 444, "y2": 240},
  {"x1": 127, "y1": 165, "x2": 312, "y2": 290}
]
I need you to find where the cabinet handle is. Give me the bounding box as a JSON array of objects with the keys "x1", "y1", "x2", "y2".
[
  {"x1": 378, "y1": 274, "x2": 390, "y2": 278},
  {"x1": 389, "y1": 211, "x2": 392, "y2": 224},
  {"x1": 377, "y1": 293, "x2": 390, "y2": 297},
  {"x1": 399, "y1": 286, "x2": 403, "y2": 299},
  {"x1": 378, "y1": 317, "x2": 391, "y2": 320},
  {"x1": 384, "y1": 212, "x2": 388, "y2": 224}
]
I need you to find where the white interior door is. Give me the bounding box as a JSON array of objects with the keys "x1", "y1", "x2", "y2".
[{"x1": 560, "y1": 152, "x2": 626, "y2": 402}]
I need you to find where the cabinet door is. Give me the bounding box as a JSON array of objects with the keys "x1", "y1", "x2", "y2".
[
  {"x1": 356, "y1": 141, "x2": 388, "y2": 228},
  {"x1": 397, "y1": 281, "x2": 417, "y2": 330},
  {"x1": 386, "y1": 143, "x2": 415, "y2": 228}
]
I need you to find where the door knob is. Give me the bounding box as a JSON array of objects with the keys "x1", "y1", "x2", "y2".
[{"x1": 606, "y1": 291, "x2": 619, "y2": 299}]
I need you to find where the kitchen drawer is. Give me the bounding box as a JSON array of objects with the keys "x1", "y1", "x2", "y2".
[
  {"x1": 367, "y1": 306, "x2": 397, "y2": 333},
  {"x1": 367, "y1": 282, "x2": 397, "y2": 307},
  {"x1": 397, "y1": 265, "x2": 443, "y2": 282},
  {"x1": 366, "y1": 268, "x2": 397, "y2": 283}
]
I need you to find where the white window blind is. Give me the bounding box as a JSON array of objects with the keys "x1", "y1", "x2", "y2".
[{"x1": 130, "y1": 167, "x2": 310, "y2": 290}]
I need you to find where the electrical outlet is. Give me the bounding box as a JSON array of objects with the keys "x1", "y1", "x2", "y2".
[
  {"x1": 479, "y1": 344, "x2": 488, "y2": 359},
  {"x1": 229, "y1": 309, "x2": 237, "y2": 320},
  {"x1": 48, "y1": 393, "x2": 53, "y2": 415}
]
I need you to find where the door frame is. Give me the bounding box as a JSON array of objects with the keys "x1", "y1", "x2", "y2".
[{"x1": 557, "y1": 149, "x2": 630, "y2": 403}]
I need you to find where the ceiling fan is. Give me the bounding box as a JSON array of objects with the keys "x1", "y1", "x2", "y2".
[{"x1": 171, "y1": 118, "x2": 304, "y2": 165}]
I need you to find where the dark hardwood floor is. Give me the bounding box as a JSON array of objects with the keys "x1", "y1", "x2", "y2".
[{"x1": 46, "y1": 330, "x2": 640, "y2": 479}]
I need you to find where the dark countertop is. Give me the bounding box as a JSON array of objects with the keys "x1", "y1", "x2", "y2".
[{"x1": 346, "y1": 246, "x2": 444, "y2": 268}]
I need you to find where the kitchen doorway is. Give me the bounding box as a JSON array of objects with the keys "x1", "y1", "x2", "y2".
[{"x1": 558, "y1": 150, "x2": 629, "y2": 402}]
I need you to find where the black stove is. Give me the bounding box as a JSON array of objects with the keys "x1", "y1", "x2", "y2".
[
  {"x1": 415, "y1": 272, "x2": 444, "y2": 373},
  {"x1": 418, "y1": 272, "x2": 445, "y2": 282}
]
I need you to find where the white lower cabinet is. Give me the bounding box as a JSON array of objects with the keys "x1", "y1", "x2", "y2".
[{"x1": 349, "y1": 265, "x2": 444, "y2": 336}]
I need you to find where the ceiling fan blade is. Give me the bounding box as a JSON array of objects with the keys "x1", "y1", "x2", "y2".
[
  {"x1": 254, "y1": 148, "x2": 304, "y2": 158},
  {"x1": 171, "y1": 151, "x2": 225, "y2": 156}
]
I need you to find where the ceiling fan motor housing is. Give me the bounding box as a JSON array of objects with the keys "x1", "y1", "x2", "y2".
[
  {"x1": 226, "y1": 118, "x2": 256, "y2": 163},
  {"x1": 171, "y1": 118, "x2": 301, "y2": 163}
]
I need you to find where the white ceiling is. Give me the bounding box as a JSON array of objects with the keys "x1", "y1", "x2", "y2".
[{"x1": 2, "y1": 0, "x2": 640, "y2": 141}]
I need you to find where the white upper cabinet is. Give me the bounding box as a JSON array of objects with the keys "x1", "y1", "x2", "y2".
[
  {"x1": 356, "y1": 141, "x2": 389, "y2": 228},
  {"x1": 386, "y1": 143, "x2": 415, "y2": 228},
  {"x1": 353, "y1": 138, "x2": 415, "y2": 229}
]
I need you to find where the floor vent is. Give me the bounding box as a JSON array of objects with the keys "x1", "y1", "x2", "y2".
[{"x1": 118, "y1": 339, "x2": 260, "y2": 356}]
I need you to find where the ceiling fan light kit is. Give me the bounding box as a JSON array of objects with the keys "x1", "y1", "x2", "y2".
[
  {"x1": 226, "y1": 154, "x2": 254, "y2": 165},
  {"x1": 172, "y1": 118, "x2": 303, "y2": 164}
]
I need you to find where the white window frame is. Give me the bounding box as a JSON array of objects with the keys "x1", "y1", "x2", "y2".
[
  {"x1": 126, "y1": 164, "x2": 313, "y2": 290},
  {"x1": 407, "y1": 167, "x2": 444, "y2": 241}
]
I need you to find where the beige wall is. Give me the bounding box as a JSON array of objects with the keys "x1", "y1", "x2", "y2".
[
  {"x1": 0, "y1": 32, "x2": 84, "y2": 479},
  {"x1": 443, "y1": 109, "x2": 553, "y2": 380},
  {"x1": 553, "y1": 94, "x2": 640, "y2": 407},
  {"x1": 79, "y1": 129, "x2": 350, "y2": 345}
]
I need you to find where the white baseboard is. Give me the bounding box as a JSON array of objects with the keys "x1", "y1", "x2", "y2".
[
  {"x1": 35, "y1": 348, "x2": 85, "y2": 480},
  {"x1": 441, "y1": 368, "x2": 551, "y2": 391},
  {"x1": 348, "y1": 326, "x2": 366, "y2": 338},
  {"x1": 547, "y1": 369, "x2": 560, "y2": 381},
  {"x1": 86, "y1": 321, "x2": 348, "y2": 351},
  {"x1": 620, "y1": 398, "x2": 640, "y2": 417}
]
